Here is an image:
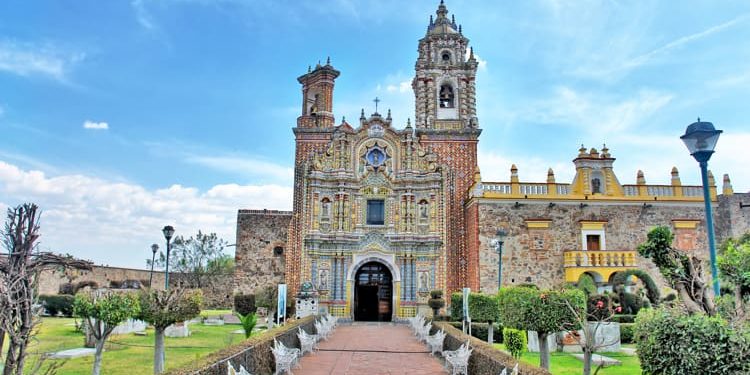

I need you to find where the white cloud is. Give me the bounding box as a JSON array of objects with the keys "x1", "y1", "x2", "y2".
[
  {"x1": 0, "y1": 160, "x2": 292, "y2": 267},
  {"x1": 185, "y1": 155, "x2": 293, "y2": 184},
  {"x1": 83, "y1": 120, "x2": 109, "y2": 130},
  {"x1": 386, "y1": 80, "x2": 411, "y2": 93},
  {"x1": 0, "y1": 40, "x2": 83, "y2": 82},
  {"x1": 523, "y1": 87, "x2": 673, "y2": 135}
]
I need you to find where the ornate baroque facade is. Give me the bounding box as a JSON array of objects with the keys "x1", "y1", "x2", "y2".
[{"x1": 234, "y1": 2, "x2": 750, "y2": 320}]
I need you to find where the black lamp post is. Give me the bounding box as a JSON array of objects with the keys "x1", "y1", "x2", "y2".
[
  {"x1": 680, "y1": 118, "x2": 722, "y2": 296},
  {"x1": 149, "y1": 243, "x2": 159, "y2": 288},
  {"x1": 162, "y1": 225, "x2": 175, "y2": 290},
  {"x1": 490, "y1": 229, "x2": 507, "y2": 291}
]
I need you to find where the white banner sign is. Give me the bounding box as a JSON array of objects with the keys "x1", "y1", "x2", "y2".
[{"x1": 277, "y1": 284, "x2": 287, "y2": 325}]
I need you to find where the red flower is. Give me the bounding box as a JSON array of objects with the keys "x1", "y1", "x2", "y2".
[
  {"x1": 596, "y1": 300, "x2": 604, "y2": 309},
  {"x1": 615, "y1": 306, "x2": 622, "y2": 313}
]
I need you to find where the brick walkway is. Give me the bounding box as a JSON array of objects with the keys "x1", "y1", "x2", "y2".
[{"x1": 294, "y1": 322, "x2": 446, "y2": 375}]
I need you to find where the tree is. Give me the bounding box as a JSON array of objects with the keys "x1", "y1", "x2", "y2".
[
  {"x1": 137, "y1": 288, "x2": 203, "y2": 374},
  {"x1": 717, "y1": 233, "x2": 750, "y2": 325},
  {"x1": 637, "y1": 226, "x2": 715, "y2": 315},
  {"x1": 1, "y1": 204, "x2": 91, "y2": 375},
  {"x1": 467, "y1": 292, "x2": 500, "y2": 343},
  {"x1": 73, "y1": 291, "x2": 140, "y2": 375},
  {"x1": 561, "y1": 295, "x2": 623, "y2": 375},
  {"x1": 147, "y1": 231, "x2": 230, "y2": 288},
  {"x1": 498, "y1": 286, "x2": 585, "y2": 370}
]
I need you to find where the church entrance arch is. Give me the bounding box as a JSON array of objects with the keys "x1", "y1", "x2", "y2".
[{"x1": 353, "y1": 261, "x2": 393, "y2": 321}]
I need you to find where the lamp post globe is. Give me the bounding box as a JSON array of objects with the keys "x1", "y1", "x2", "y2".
[
  {"x1": 149, "y1": 243, "x2": 159, "y2": 288},
  {"x1": 162, "y1": 225, "x2": 175, "y2": 290},
  {"x1": 681, "y1": 118, "x2": 722, "y2": 296}
]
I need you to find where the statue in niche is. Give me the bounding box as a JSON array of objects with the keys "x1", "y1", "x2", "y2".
[
  {"x1": 321, "y1": 198, "x2": 331, "y2": 219},
  {"x1": 419, "y1": 200, "x2": 429, "y2": 220},
  {"x1": 418, "y1": 271, "x2": 430, "y2": 291},
  {"x1": 591, "y1": 178, "x2": 602, "y2": 194},
  {"x1": 318, "y1": 269, "x2": 329, "y2": 290},
  {"x1": 439, "y1": 84, "x2": 454, "y2": 108}
]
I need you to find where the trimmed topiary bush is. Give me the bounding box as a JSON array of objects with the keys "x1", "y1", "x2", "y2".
[
  {"x1": 498, "y1": 287, "x2": 586, "y2": 370},
  {"x1": 428, "y1": 290, "x2": 445, "y2": 317},
  {"x1": 468, "y1": 292, "x2": 501, "y2": 342},
  {"x1": 234, "y1": 294, "x2": 256, "y2": 316},
  {"x1": 503, "y1": 328, "x2": 526, "y2": 359},
  {"x1": 634, "y1": 308, "x2": 750, "y2": 374}
]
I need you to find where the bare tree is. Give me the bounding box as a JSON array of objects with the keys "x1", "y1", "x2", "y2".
[
  {"x1": 0, "y1": 203, "x2": 92, "y2": 375},
  {"x1": 559, "y1": 297, "x2": 622, "y2": 375}
]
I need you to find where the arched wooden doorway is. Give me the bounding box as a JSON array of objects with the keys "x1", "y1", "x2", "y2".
[{"x1": 354, "y1": 261, "x2": 393, "y2": 321}]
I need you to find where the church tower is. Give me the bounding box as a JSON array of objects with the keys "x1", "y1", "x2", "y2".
[
  {"x1": 413, "y1": 1, "x2": 482, "y2": 291},
  {"x1": 287, "y1": 61, "x2": 341, "y2": 296}
]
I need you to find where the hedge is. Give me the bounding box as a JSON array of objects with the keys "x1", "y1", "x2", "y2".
[
  {"x1": 450, "y1": 292, "x2": 462, "y2": 321},
  {"x1": 620, "y1": 323, "x2": 634, "y2": 344},
  {"x1": 164, "y1": 316, "x2": 315, "y2": 375},
  {"x1": 468, "y1": 293, "x2": 500, "y2": 323},
  {"x1": 39, "y1": 295, "x2": 75, "y2": 317},
  {"x1": 447, "y1": 322, "x2": 503, "y2": 343},
  {"x1": 434, "y1": 322, "x2": 551, "y2": 375},
  {"x1": 611, "y1": 314, "x2": 635, "y2": 324},
  {"x1": 634, "y1": 308, "x2": 750, "y2": 375}
]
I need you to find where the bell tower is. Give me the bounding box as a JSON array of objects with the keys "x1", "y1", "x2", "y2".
[
  {"x1": 413, "y1": 0, "x2": 479, "y2": 130},
  {"x1": 297, "y1": 58, "x2": 340, "y2": 128},
  {"x1": 413, "y1": 1, "x2": 482, "y2": 292}
]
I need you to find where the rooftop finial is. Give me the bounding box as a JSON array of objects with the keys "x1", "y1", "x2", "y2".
[
  {"x1": 360, "y1": 108, "x2": 365, "y2": 120},
  {"x1": 373, "y1": 97, "x2": 381, "y2": 114},
  {"x1": 326, "y1": 56, "x2": 331, "y2": 65},
  {"x1": 308, "y1": 65, "x2": 311, "y2": 73},
  {"x1": 387, "y1": 108, "x2": 391, "y2": 120},
  {"x1": 459, "y1": 24, "x2": 462, "y2": 33}
]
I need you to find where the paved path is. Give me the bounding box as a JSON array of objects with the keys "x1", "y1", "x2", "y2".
[{"x1": 295, "y1": 322, "x2": 446, "y2": 375}]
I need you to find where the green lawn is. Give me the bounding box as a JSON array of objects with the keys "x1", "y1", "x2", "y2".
[
  {"x1": 199, "y1": 309, "x2": 232, "y2": 318},
  {"x1": 493, "y1": 344, "x2": 641, "y2": 375},
  {"x1": 3, "y1": 316, "x2": 249, "y2": 374}
]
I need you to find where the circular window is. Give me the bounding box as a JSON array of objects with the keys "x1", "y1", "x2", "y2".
[
  {"x1": 273, "y1": 246, "x2": 284, "y2": 256},
  {"x1": 441, "y1": 52, "x2": 451, "y2": 63}
]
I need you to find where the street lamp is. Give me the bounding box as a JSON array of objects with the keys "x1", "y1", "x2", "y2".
[
  {"x1": 162, "y1": 225, "x2": 175, "y2": 290},
  {"x1": 149, "y1": 243, "x2": 159, "y2": 288},
  {"x1": 680, "y1": 118, "x2": 722, "y2": 296},
  {"x1": 490, "y1": 229, "x2": 507, "y2": 291}
]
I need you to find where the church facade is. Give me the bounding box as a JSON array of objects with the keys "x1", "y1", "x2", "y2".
[{"x1": 233, "y1": 2, "x2": 750, "y2": 320}]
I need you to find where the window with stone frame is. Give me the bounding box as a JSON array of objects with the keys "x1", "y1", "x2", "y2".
[{"x1": 366, "y1": 199, "x2": 385, "y2": 225}]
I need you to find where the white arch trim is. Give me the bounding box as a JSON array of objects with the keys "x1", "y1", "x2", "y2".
[{"x1": 347, "y1": 252, "x2": 401, "y2": 282}]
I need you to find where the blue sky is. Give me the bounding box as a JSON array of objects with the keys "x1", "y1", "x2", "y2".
[{"x1": 1, "y1": 0, "x2": 749, "y2": 268}]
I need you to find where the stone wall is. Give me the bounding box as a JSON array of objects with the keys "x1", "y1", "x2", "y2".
[
  {"x1": 475, "y1": 200, "x2": 712, "y2": 293},
  {"x1": 38, "y1": 265, "x2": 167, "y2": 295},
  {"x1": 39, "y1": 266, "x2": 233, "y2": 309},
  {"x1": 233, "y1": 209, "x2": 292, "y2": 296},
  {"x1": 716, "y1": 192, "x2": 750, "y2": 242}
]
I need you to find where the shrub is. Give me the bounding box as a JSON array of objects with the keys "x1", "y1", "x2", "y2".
[
  {"x1": 234, "y1": 294, "x2": 256, "y2": 315},
  {"x1": 40, "y1": 295, "x2": 75, "y2": 317},
  {"x1": 620, "y1": 323, "x2": 634, "y2": 344},
  {"x1": 611, "y1": 269, "x2": 660, "y2": 306},
  {"x1": 236, "y1": 312, "x2": 258, "y2": 339},
  {"x1": 468, "y1": 293, "x2": 500, "y2": 323},
  {"x1": 503, "y1": 328, "x2": 526, "y2": 359},
  {"x1": 577, "y1": 273, "x2": 597, "y2": 296},
  {"x1": 634, "y1": 308, "x2": 750, "y2": 374}
]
